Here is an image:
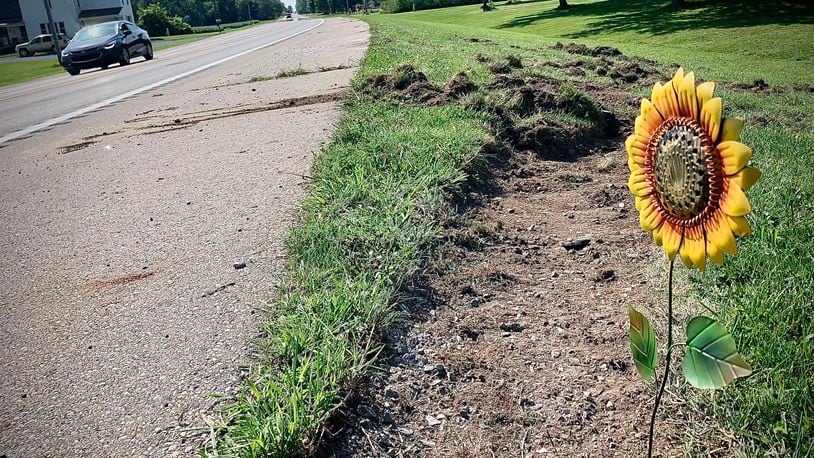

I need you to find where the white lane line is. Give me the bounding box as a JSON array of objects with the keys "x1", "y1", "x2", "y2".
[{"x1": 0, "y1": 19, "x2": 324, "y2": 146}]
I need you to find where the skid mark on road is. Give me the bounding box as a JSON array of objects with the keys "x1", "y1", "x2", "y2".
[
  {"x1": 59, "y1": 141, "x2": 97, "y2": 154},
  {"x1": 82, "y1": 270, "x2": 157, "y2": 291},
  {"x1": 135, "y1": 89, "x2": 350, "y2": 135}
]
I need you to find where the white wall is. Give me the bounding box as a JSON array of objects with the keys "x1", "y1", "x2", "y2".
[
  {"x1": 20, "y1": 0, "x2": 135, "y2": 40},
  {"x1": 20, "y1": 0, "x2": 81, "y2": 39}
]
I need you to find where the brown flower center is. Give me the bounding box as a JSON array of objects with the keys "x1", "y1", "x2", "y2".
[{"x1": 653, "y1": 124, "x2": 709, "y2": 218}]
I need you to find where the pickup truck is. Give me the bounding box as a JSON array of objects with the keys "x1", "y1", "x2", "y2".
[{"x1": 16, "y1": 34, "x2": 70, "y2": 57}]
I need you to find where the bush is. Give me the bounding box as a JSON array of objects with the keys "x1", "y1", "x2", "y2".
[
  {"x1": 191, "y1": 20, "x2": 256, "y2": 33},
  {"x1": 137, "y1": 4, "x2": 193, "y2": 36}
]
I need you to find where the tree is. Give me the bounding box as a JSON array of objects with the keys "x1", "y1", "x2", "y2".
[
  {"x1": 137, "y1": 4, "x2": 193, "y2": 36},
  {"x1": 558, "y1": 0, "x2": 569, "y2": 9}
]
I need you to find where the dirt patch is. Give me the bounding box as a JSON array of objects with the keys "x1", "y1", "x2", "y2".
[
  {"x1": 542, "y1": 43, "x2": 666, "y2": 86},
  {"x1": 320, "y1": 148, "x2": 663, "y2": 458},
  {"x1": 553, "y1": 42, "x2": 622, "y2": 58},
  {"x1": 319, "y1": 66, "x2": 674, "y2": 456},
  {"x1": 488, "y1": 55, "x2": 523, "y2": 74},
  {"x1": 361, "y1": 65, "x2": 449, "y2": 106},
  {"x1": 464, "y1": 37, "x2": 493, "y2": 44},
  {"x1": 444, "y1": 72, "x2": 476, "y2": 98},
  {"x1": 58, "y1": 141, "x2": 96, "y2": 154}
]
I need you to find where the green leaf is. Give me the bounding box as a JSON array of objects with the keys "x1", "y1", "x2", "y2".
[
  {"x1": 682, "y1": 315, "x2": 753, "y2": 389},
  {"x1": 628, "y1": 305, "x2": 657, "y2": 381}
]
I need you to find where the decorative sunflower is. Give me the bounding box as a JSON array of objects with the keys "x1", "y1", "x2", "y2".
[{"x1": 626, "y1": 67, "x2": 761, "y2": 270}]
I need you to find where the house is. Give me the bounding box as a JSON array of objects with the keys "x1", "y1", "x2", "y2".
[{"x1": 0, "y1": 0, "x2": 135, "y2": 52}]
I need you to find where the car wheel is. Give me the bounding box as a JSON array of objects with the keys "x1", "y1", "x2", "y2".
[
  {"x1": 66, "y1": 68, "x2": 80, "y2": 76},
  {"x1": 18, "y1": 48, "x2": 29, "y2": 57},
  {"x1": 119, "y1": 47, "x2": 130, "y2": 66},
  {"x1": 144, "y1": 43, "x2": 153, "y2": 60}
]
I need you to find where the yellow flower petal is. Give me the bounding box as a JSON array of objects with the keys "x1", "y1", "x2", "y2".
[
  {"x1": 726, "y1": 215, "x2": 752, "y2": 237},
  {"x1": 722, "y1": 182, "x2": 752, "y2": 216},
  {"x1": 639, "y1": 198, "x2": 664, "y2": 231},
  {"x1": 640, "y1": 98, "x2": 663, "y2": 133},
  {"x1": 680, "y1": 232, "x2": 706, "y2": 271},
  {"x1": 696, "y1": 81, "x2": 715, "y2": 111},
  {"x1": 651, "y1": 82, "x2": 679, "y2": 120},
  {"x1": 706, "y1": 216, "x2": 738, "y2": 255},
  {"x1": 628, "y1": 156, "x2": 641, "y2": 172},
  {"x1": 653, "y1": 222, "x2": 665, "y2": 246},
  {"x1": 635, "y1": 196, "x2": 646, "y2": 212},
  {"x1": 730, "y1": 167, "x2": 761, "y2": 191},
  {"x1": 718, "y1": 141, "x2": 753, "y2": 175},
  {"x1": 628, "y1": 169, "x2": 653, "y2": 197},
  {"x1": 720, "y1": 117, "x2": 743, "y2": 142},
  {"x1": 701, "y1": 97, "x2": 722, "y2": 141},
  {"x1": 635, "y1": 115, "x2": 650, "y2": 140},
  {"x1": 662, "y1": 224, "x2": 682, "y2": 260},
  {"x1": 677, "y1": 71, "x2": 698, "y2": 119},
  {"x1": 706, "y1": 236, "x2": 724, "y2": 266},
  {"x1": 672, "y1": 67, "x2": 685, "y2": 89}
]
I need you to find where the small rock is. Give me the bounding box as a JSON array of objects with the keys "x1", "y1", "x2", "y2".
[
  {"x1": 233, "y1": 261, "x2": 247, "y2": 270},
  {"x1": 551, "y1": 349, "x2": 561, "y2": 358},
  {"x1": 596, "y1": 269, "x2": 616, "y2": 282},
  {"x1": 422, "y1": 364, "x2": 447, "y2": 378},
  {"x1": 499, "y1": 323, "x2": 525, "y2": 332},
  {"x1": 385, "y1": 388, "x2": 400, "y2": 399},
  {"x1": 426, "y1": 414, "x2": 442, "y2": 426},
  {"x1": 562, "y1": 239, "x2": 591, "y2": 251}
]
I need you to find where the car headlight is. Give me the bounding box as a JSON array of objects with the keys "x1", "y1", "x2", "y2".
[
  {"x1": 103, "y1": 41, "x2": 116, "y2": 49},
  {"x1": 61, "y1": 50, "x2": 70, "y2": 57}
]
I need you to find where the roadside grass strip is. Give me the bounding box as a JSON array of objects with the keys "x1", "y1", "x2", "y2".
[
  {"x1": 206, "y1": 3, "x2": 813, "y2": 455},
  {"x1": 205, "y1": 101, "x2": 486, "y2": 456}
]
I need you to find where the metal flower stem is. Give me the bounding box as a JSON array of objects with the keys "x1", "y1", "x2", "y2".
[{"x1": 648, "y1": 257, "x2": 675, "y2": 458}]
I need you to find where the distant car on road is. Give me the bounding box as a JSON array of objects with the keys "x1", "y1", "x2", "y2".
[
  {"x1": 285, "y1": 12, "x2": 293, "y2": 21},
  {"x1": 15, "y1": 34, "x2": 70, "y2": 57},
  {"x1": 61, "y1": 21, "x2": 152, "y2": 76}
]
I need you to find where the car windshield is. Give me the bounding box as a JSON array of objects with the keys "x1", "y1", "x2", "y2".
[{"x1": 73, "y1": 23, "x2": 119, "y2": 42}]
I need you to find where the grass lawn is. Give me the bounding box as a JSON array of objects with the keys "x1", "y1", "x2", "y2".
[
  {"x1": 208, "y1": 1, "x2": 813, "y2": 456},
  {"x1": 0, "y1": 59, "x2": 63, "y2": 87},
  {"x1": 401, "y1": 0, "x2": 814, "y2": 86}
]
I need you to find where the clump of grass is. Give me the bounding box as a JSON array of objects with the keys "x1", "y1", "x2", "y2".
[
  {"x1": 556, "y1": 84, "x2": 604, "y2": 126},
  {"x1": 274, "y1": 66, "x2": 311, "y2": 79},
  {"x1": 204, "y1": 101, "x2": 486, "y2": 457}
]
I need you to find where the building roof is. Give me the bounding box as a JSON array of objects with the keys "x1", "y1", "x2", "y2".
[{"x1": 77, "y1": 7, "x2": 123, "y2": 19}]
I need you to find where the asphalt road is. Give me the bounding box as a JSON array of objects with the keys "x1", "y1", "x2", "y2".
[
  {"x1": 0, "y1": 19, "x2": 321, "y2": 143},
  {"x1": 0, "y1": 17, "x2": 369, "y2": 457}
]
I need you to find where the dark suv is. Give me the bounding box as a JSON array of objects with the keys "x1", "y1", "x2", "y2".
[{"x1": 61, "y1": 21, "x2": 152, "y2": 75}]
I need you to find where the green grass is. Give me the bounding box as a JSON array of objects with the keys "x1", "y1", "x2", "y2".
[
  {"x1": 207, "y1": 2, "x2": 813, "y2": 455},
  {"x1": 205, "y1": 101, "x2": 486, "y2": 457},
  {"x1": 0, "y1": 59, "x2": 63, "y2": 87},
  {"x1": 685, "y1": 126, "x2": 814, "y2": 455},
  {"x1": 397, "y1": 0, "x2": 814, "y2": 86}
]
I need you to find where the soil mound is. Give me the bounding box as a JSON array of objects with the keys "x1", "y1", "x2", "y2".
[
  {"x1": 361, "y1": 64, "x2": 449, "y2": 105},
  {"x1": 553, "y1": 41, "x2": 623, "y2": 57}
]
